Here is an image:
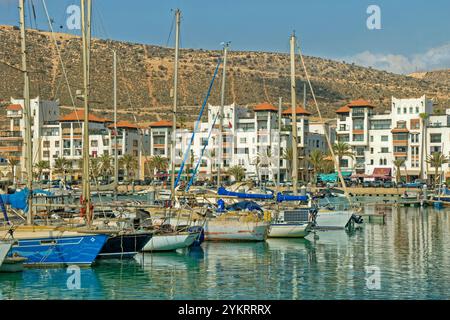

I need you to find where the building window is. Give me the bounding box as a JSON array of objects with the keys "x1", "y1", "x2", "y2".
[
  {"x1": 403, "y1": 108, "x2": 407, "y2": 114},
  {"x1": 416, "y1": 107, "x2": 419, "y2": 113},
  {"x1": 91, "y1": 140, "x2": 98, "y2": 147},
  {"x1": 370, "y1": 148, "x2": 374, "y2": 154},
  {"x1": 353, "y1": 119, "x2": 364, "y2": 130},
  {"x1": 353, "y1": 134, "x2": 364, "y2": 142},
  {"x1": 43, "y1": 151, "x2": 50, "y2": 158},
  {"x1": 430, "y1": 146, "x2": 442, "y2": 154},
  {"x1": 339, "y1": 124, "x2": 347, "y2": 131},
  {"x1": 410, "y1": 119, "x2": 420, "y2": 130},
  {"x1": 397, "y1": 108, "x2": 401, "y2": 114},
  {"x1": 133, "y1": 140, "x2": 138, "y2": 147},
  {"x1": 396, "y1": 121, "x2": 407, "y2": 129},
  {"x1": 240, "y1": 137, "x2": 246, "y2": 144},
  {"x1": 411, "y1": 134, "x2": 419, "y2": 143},
  {"x1": 381, "y1": 147, "x2": 389, "y2": 153},
  {"x1": 55, "y1": 141, "x2": 60, "y2": 148},
  {"x1": 370, "y1": 119, "x2": 391, "y2": 130},
  {"x1": 409, "y1": 107, "x2": 413, "y2": 114},
  {"x1": 370, "y1": 136, "x2": 374, "y2": 142},
  {"x1": 381, "y1": 135, "x2": 388, "y2": 142},
  {"x1": 43, "y1": 141, "x2": 50, "y2": 148},
  {"x1": 370, "y1": 159, "x2": 374, "y2": 165},
  {"x1": 430, "y1": 134, "x2": 441, "y2": 143}
]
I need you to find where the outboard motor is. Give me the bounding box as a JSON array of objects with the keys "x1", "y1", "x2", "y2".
[{"x1": 345, "y1": 214, "x2": 364, "y2": 229}]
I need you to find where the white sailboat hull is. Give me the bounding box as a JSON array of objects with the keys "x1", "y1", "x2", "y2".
[
  {"x1": 268, "y1": 223, "x2": 311, "y2": 238},
  {"x1": 202, "y1": 220, "x2": 269, "y2": 241},
  {"x1": 314, "y1": 210, "x2": 353, "y2": 229},
  {"x1": 0, "y1": 242, "x2": 12, "y2": 267},
  {"x1": 142, "y1": 233, "x2": 197, "y2": 252}
]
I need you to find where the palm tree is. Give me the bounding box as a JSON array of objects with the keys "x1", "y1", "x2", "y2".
[
  {"x1": 426, "y1": 152, "x2": 449, "y2": 190},
  {"x1": 282, "y1": 147, "x2": 294, "y2": 179},
  {"x1": 333, "y1": 142, "x2": 354, "y2": 169},
  {"x1": 307, "y1": 149, "x2": 325, "y2": 185},
  {"x1": 150, "y1": 155, "x2": 169, "y2": 178},
  {"x1": 89, "y1": 157, "x2": 101, "y2": 180},
  {"x1": 8, "y1": 158, "x2": 20, "y2": 185},
  {"x1": 419, "y1": 112, "x2": 429, "y2": 180},
  {"x1": 257, "y1": 148, "x2": 275, "y2": 180},
  {"x1": 53, "y1": 157, "x2": 72, "y2": 185},
  {"x1": 34, "y1": 160, "x2": 50, "y2": 181},
  {"x1": 98, "y1": 153, "x2": 113, "y2": 183},
  {"x1": 228, "y1": 165, "x2": 245, "y2": 182},
  {"x1": 119, "y1": 154, "x2": 138, "y2": 191},
  {"x1": 393, "y1": 158, "x2": 405, "y2": 185}
]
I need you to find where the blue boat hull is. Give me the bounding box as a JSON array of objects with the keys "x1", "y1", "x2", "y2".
[{"x1": 9, "y1": 234, "x2": 109, "y2": 266}]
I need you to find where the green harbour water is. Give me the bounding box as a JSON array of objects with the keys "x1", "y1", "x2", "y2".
[{"x1": 1, "y1": 198, "x2": 450, "y2": 300}]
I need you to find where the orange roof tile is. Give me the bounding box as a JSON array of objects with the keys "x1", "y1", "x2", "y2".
[
  {"x1": 6, "y1": 104, "x2": 22, "y2": 111},
  {"x1": 148, "y1": 120, "x2": 175, "y2": 128},
  {"x1": 282, "y1": 105, "x2": 311, "y2": 116},
  {"x1": 254, "y1": 102, "x2": 278, "y2": 112},
  {"x1": 108, "y1": 120, "x2": 140, "y2": 129},
  {"x1": 391, "y1": 128, "x2": 409, "y2": 133},
  {"x1": 59, "y1": 109, "x2": 107, "y2": 123},
  {"x1": 336, "y1": 105, "x2": 350, "y2": 114},
  {"x1": 347, "y1": 99, "x2": 374, "y2": 108}
]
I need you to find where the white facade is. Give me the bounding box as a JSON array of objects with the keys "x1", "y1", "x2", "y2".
[{"x1": 336, "y1": 96, "x2": 450, "y2": 182}]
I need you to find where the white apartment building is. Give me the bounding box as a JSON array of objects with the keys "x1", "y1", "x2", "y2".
[
  {"x1": 158, "y1": 102, "x2": 331, "y2": 183},
  {"x1": 2, "y1": 98, "x2": 150, "y2": 181},
  {"x1": 336, "y1": 96, "x2": 450, "y2": 182}
]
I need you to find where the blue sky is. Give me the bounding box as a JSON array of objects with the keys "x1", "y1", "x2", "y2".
[{"x1": 1, "y1": 0, "x2": 449, "y2": 74}]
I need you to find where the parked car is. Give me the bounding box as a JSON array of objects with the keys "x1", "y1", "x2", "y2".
[
  {"x1": 372, "y1": 180, "x2": 383, "y2": 188},
  {"x1": 404, "y1": 179, "x2": 427, "y2": 188},
  {"x1": 362, "y1": 181, "x2": 371, "y2": 188},
  {"x1": 383, "y1": 181, "x2": 394, "y2": 188}
]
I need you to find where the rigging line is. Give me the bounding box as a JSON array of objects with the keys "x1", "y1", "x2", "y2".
[
  {"x1": 165, "y1": 12, "x2": 175, "y2": 48},
  {"x1": 116, "y1": 55, "x2": 153, "y2": 170},
  {"x1": 175, "y1": 58, "x2": 222, "y2": 188},
  {"x1": 186, "y1": 112, "x2": 219, "y2": 191},
  {"x1": 40, "y1": 0, "x2": 77, "y2": 113},
  {"x1": 296, "y1": 42, "x2": 353, "y2": 207}
]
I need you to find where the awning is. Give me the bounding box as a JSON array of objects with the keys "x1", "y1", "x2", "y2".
[
  {"x1": 373, "y1": 168, "x2": 391, "y2": 176},
  {"x1": 372, "y1": 168, "x2": 392, "y2": 179},
  {"x1": 318, "y1": 171, "x2": 352, "y2": 182}
]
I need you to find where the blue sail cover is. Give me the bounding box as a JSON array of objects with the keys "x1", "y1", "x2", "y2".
[
  {"x1": 0, "y1": 188, "x2": 53, "y2": 214},
  {"x1": 217, "y1": 187, "x2": 274, "y2": 200},
  {"x1": 276, "y1": 192, "x2": 308, "y2": 203},
  {"x1": 0, "y1": 188, "x2": 29, "y2": 212}
]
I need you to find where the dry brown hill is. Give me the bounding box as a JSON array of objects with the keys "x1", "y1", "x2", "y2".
[{"x1": 1, "y1": 25, "x2": 449, "y2": 125}]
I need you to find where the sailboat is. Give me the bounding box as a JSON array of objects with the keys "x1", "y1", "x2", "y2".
[
  {"x1": 291, "y1": 33, "x2": 363, "y2": 231},
  {"x1": 0, "y1": 241, "x2": 12, "y2": 268},
  {"x1": 138, "y1": 9, "x2": 200, "y2": 251},
  {"x1": 0, "y1": 0, "x2": 109, "y2": 267}
]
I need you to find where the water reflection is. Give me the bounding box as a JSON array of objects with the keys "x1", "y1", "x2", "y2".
[{"x1": 1, "y1": 201, "x2": 450, "y2": 299}]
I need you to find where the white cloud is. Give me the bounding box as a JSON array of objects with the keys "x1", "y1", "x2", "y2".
[{"x1": 344, "y1": 43, "x2": 450, "y2": 74}]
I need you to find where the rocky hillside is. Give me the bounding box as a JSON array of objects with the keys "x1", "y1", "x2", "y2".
[
  {"x1": 409, "y1": 70, "x2": 450, "y2": 88},
  {"x1": 1, "y1": 25, "x2": 449, "y2": 125}
]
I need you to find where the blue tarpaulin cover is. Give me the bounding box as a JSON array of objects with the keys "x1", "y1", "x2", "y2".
[
  {"x1": 226, "y1": 201, "x2": 263, "y2": 212},
  {"x1": 0, "y1": 188, "x2": 54, "y2": 214},
  {"x1": 276, "y1": 193, "x2": 308, "y2": 202}
]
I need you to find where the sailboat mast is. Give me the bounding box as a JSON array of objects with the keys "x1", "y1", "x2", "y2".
[
  {"x1": 19, "y1": 0, "x2": 33, "y2": 225},
  {"x1": 171, "y1": 9, "x2": 180, "y2": 200},
  {"x1": 290, "y1": 32, "x2": 298, "y2": 194},
  {"x1": 113, "y1": 50, "x2": 118, "y2": 200},
  {"x1": 217, "y1": 42, "x2": 229, "y2": 188},
  {"x1": 277, "y1": 97, "x2": 282, "y2": 190},
  {"x1": 81, "y1": 0, "x2": 92, "y2": 224}
]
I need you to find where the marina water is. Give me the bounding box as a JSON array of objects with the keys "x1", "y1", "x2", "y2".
[{"x1": 1, "y1": 197, "x2": 449, "y2": 300}]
